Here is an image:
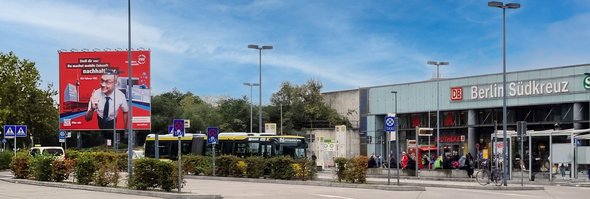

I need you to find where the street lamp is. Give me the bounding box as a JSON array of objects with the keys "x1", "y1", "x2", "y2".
[
  {"x1": 390, "y1": 91, "x2": 399, "y2": 185},
  {"x1": 488, "y1": 1, "x2": 520, "y2": 186},
  {"x1": 243, "y1": 82, "x2": 260, "y2": 133},
  {"x1": 248, "y1": 44, "x2": 273, "y2": 133},
  {"x1": 427, "y1": 61, "x2": 449, "y2": 158}
]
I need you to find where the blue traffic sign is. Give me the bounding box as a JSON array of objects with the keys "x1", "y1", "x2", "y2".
[
  {"x1": 168, "y1": 125, "x2": 174, "y2": 134},
  {"x1": 207, "y1": 127, "x2": 219, "y2": 144},
  {"x1": 1, "y1": 139, "x2": 6, "y2": 144},
  {"x1": 384, "y1": 116, "x2": 395, "y2": 132},
  {"x1": 59, "y1": 130, "x2": 67, "y2": 139},
  {"x1": 3, "y1": 125, "x2": 26, "y2": 138},
  {"x1": 173, "y1": 119, "x2": 185, "y2": 137}
]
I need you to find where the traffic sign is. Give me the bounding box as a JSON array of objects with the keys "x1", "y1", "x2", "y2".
[
  {"x1": 168, "y1": 125, "x2": 174, "y2": 134},
  {"x1": 384, "y1": 116, "x2": 395, "y2": 132},
  {"x1": 1, "y1": 139, "x2": 6, "y2": 144},
  {"x1": 3, "y1": 125, "x2": 26, "y2": 138},
  {"x1": 59, "y1": 130, "x2": 66, "y2": 143},
  {"x1": 207, "y1": 127, "x2": 219, "y2": 144},
  {"x1": 173, "y1": 119, "x2": 185, "y2": 137},
  {"x1": 15, "y1": 125, "x2": 27, "y2": 137},
  {"x1": 3, "y1": 125, "x2": 15, "y2": 137}
]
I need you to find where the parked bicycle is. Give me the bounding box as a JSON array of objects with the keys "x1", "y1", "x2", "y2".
[{"x1": 475, "y1": 159, "x2": 503, "y2": 186}]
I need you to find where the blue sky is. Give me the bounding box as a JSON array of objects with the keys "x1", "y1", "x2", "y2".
[{"x1": 1, "y1": 0, "x2": 589, "y2": 104}]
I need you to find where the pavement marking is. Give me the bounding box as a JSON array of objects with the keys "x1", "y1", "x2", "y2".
[
  {"x1": 448, "y1": 188, "x2": 545, "y2": 198},
  {"x1": 312, "y1": 194, "x2": 356, "y2": 199}
]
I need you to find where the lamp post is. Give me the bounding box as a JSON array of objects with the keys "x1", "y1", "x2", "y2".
[
  {"x1": 126, "y1": 0, "x2": 134, "y2": 183},
  {"x1": 391, "y1": 91, "x2": 399, "y2": 185},
  {"x1": 248, "y1": 44, "x2": 273, "y2": 133},
  {"x1": 243, "y1": 83, "x2": 259, "y2": 133},
  {"x1": 427, "y1": 61, "x2": 449, "y2": 158},
  {"x1": 488, "y1": 1, "x2": 520, "y2": 186}
]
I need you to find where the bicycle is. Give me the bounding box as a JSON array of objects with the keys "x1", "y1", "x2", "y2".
[{"x1": 475, "y1": 160, "x2": 503, "y2": 186}]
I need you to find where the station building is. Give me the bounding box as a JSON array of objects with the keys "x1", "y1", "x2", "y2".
[{"x1": 323, "y1": 63, "x2": 590, "y2": 175}]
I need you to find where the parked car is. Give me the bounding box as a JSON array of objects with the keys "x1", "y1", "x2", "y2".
[{"x1": 30, "y1": 146, "x2": 65, "y2": 160}]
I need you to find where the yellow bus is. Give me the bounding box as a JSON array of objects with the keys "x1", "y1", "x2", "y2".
[{"x1": 144, "y1": 132, "x2": 307, "y2": 160}]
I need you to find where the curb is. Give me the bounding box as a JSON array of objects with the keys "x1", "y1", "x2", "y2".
[
  {"x1": 186, "y1": 176, "x2": 426, "y2": 191},
  {"x1": 0, "y1": 178, "x2": 222, "y2": 199}
]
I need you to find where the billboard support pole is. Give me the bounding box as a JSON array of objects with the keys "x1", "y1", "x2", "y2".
[{"x1": 126, "y1": 0, "x2": 134, "y2": 184}]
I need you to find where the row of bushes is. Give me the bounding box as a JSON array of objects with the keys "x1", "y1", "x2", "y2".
[
  {"x1": 182, "y1": 155, "x2": 316, "y2": 180},
  {"x1": 335, "y1": 156, "x2": 368, "y2": 183},
  {"x1": 9, "y1": 151, "x2": 123, "y2": 186}
]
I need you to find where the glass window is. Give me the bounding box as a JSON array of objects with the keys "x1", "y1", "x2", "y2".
[{"x1": 249, "y1": 142, "x2": 260, "y2": 155}]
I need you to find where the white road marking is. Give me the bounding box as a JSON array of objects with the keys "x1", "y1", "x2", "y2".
[
  {"x1": 451, "y1": 188, "x2": 545, "y2": 198},
  {"x1": 312, "y1": 194, "x2": 356, "y2": 199}
]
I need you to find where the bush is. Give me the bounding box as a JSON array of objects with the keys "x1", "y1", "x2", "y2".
[
  {"x1": 0, "y1": 151, "x2": 13, "y2": 170},
  {"x1": 115, "y1": 153, "x2": 128, "y2": 171},
  {"x1": 130, "y1": 158, "x2": 180, "y2": 192},
  {"x1": 267, "y1": 156, "x2": 295, "y2": 180},
  {"x1": 30, "y1": 154, "x2": 55, "y2": 181},
  {"x1": 10, "y1": 152, "x2": 30, "y2": 179},
  {"x1": 65, "y1": 149, "x2": 80, "y2": 160},
  {"x1": 245, "y1": 156, "x2": 265, "y2": 178},
  {"x1": 75, "y1": 153, "x2": 97, "y2": 185},
  {"x1": 344, "y1": 156, "x2": 368, "y2": 183},
  {"x1": 334, "y1": 157, "x2": 348, "y2": 182},
  {"x1": 51, "y1": 159, "x2": 74, "y2": 182},
  {"x1": 182, "y1": 155, "x2": 211, "y2": 175},
  {"x1": 215, "y1": 155, "x2": 240, "y2": 177},
  {"x1": 94, "y1": 161, "x2": 120, "y2": 187},
  {"x1": 293, "y1": 158, "x2": 315, "y2": 181}
]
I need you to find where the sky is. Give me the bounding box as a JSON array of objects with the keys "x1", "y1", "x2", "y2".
[{"x1": 1, "y1": 0, "x2": 589, "y2": 104}]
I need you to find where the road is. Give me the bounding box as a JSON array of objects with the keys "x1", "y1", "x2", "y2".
[
  {"x1": 182, "y1": 178, "x2": 590, "y2": 199},
  {"x1": 0, "y1": 180, "x2": 156, "y2": 199},
  {"x1": 1, "y1": 175, "x2": 589, "y2": 199}
]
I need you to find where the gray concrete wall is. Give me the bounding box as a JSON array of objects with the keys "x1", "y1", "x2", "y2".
[{"x1": 322, "y1": 89, "x2": 360, "y2": 128}]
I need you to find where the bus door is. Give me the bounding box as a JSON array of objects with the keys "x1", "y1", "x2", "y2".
[{"x1": 260, "y1": 138, "x2": 276, "y2": 157}]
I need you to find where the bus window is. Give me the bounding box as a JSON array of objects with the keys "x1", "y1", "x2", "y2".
[
  {"x1": 249, "y1": 142, "x2": 260, "y2": 156},
  {"x1": 235, "y1": 142, "x2": 248, "y2": 157},
  {"x1": 295, "y1": 148, "x2": 306, "y2": 158},
  {"x1": 261, "y1": 144, "x2": 273, "y2": 157},
  {"x1": 221, "y1": 142, "x2": 234, "y2": 155}
]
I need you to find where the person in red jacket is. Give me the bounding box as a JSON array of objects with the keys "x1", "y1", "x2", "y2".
[{"x1": 401, "y1": 151, "x2": 409, "y2": 169}]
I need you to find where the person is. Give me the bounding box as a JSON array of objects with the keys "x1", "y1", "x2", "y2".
[
  {"x1": 559, "y1": 163, "x2": 566, "y2": 179},
  {"x1": 377, "y1": 154, "x2": 383, "y2": 168},
  {"x1": 401, "y1": 151, "x2": 408, "y2": 169},
  {"x1": 368, "y1": 154, "x2": 377, "y2": 168},
  {"x1": 422, "y1": 154, "x2": 430, "y2": 169},
  {"x1": 311, "y1": 152, "x2": 317, "y2": 166},
  {"x1": 389, "y1": 155, "x2": 396, "y2": 169},
  {"x1": 466, "y1": 153, "x2": 474, "y2": 178},
  {"x1": 433, "y1": 155, "x2": 443, "y2": 169},
  {"x1": 85, "y1": 71, "x2": 129, "y2": 132}
]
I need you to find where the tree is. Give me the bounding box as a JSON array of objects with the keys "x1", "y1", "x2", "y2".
[
  {"x1": 0, "y1": 52, "x2": 58, "y2": 146},
  {"x1": 269, "y1": 79, "x2": 349, "y2": 133}
]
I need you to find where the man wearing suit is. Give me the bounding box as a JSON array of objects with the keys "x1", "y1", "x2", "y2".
[{"x1": 85, "y1": 70, "x2": 129, "y2": 130}]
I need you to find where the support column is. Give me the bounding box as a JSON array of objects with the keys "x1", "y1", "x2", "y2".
[
  {"x1": 468, "y1": 109, "x2": 477, "y2": 156},
  {"x1": 367, "y1": 115, "x2": 377, "y2": 156},
  {"x1": 573, "y1": 103, "x2": 583, "y2": 129}
]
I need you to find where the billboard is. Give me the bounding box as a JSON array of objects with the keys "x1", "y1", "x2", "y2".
[{"x1": 59, "y1": 50, "x2": 151, "y2": 131}]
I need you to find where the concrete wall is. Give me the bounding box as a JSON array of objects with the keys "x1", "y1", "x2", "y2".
[
  {"x1": 322, "y1": 89, "x2": 360, "y2": 128},
  {"x1": 306, "y1": 128, "x2": 360, "y2": 167}
]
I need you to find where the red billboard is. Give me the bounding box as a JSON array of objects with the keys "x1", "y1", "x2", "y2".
[{"x1": 59, "y1": 50, "x2": 151, "y2": 131}]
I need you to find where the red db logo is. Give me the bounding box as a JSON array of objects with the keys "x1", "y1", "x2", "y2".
[{"x1": 450, "y1": 87, "x2": 463, "y2": 101}]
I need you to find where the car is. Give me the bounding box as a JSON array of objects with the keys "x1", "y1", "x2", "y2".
[{"x1": 30, "y1": 146, "x2": 65, "y2": 160}]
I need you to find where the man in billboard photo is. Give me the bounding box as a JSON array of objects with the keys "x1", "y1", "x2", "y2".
[{"x1": 84, "y1": 70, "x2": 129, "y2": 130}]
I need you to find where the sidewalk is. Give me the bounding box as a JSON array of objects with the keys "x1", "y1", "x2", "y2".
[{"x1": 317, "y1": 168, "x2": 590, "y2": 189}]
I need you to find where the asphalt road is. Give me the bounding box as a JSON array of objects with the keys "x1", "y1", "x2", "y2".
[
  {"x1": 0, "y1": 180, "x2": 156, "y2": 199},
  {"x1": 183, "y1": 178, "x2": 590, "y2": 199},
  {"x1": 1, "y1": 175, "x2": 589, "y2": 199}
]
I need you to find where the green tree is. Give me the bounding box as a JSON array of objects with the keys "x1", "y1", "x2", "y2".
[
  {"x1": 216, "y1": 96, "x2": 249, "y2": 132},
  {"x1": 269, "y1": 79, "x2": 349, "y2": 133},
  {"x1": 0, "y1": 52, "x2": 58, "y2": 146}
]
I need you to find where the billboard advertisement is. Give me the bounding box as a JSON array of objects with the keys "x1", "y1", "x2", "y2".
[{"x1": 59, "y1": 50, "x2": 151, "y2": 131}]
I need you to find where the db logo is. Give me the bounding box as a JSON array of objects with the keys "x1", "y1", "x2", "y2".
[{"x1": 450, "y1": 87, "x2": 463, "y2": 101}]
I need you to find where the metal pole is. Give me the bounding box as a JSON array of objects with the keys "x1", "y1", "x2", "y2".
[
  {"x1": 436, "y1": 64, "x2": 440, "y2": 158},
  {"x1": 528, "y1": 134, "x2": 532, "y2": 181},
  {"x1": 126, "y1": 0, "x2": 134, "y2": 182},
  {"x1": 387, "y1": 121, "x2": 391, "y2": 185},
  {"x1": 394, "y1": 92, "x2": 400, "y2": 185},
  {"x1": 549, "y1": 131, "x2": 552, "y2": 182},
  {"x1": 258, "y1": 48, "x2": 262, "y2": 134},
  {"x1": 155, "y1": 133, "x2": 159, "y2": 159},
  {"x1": 415, "y1": 126, "x2": 419, "y2": 177},
  {"x1": 502, "y1": 6, "x2": 508, "y2": 186},
  {"x1": 212, "y1": 144, "x2": 216, "y2": 176},
  {"x1": 113, "y1": 69, "x2": 117, "y2": 152},
  {"x1": 250, "y1": 84, "x2": 253, "y2": 133},
  {"x1": 518, "y1": 126, "x2": 526, "y2": 187},
  {"x1": 280, "y1": 104, "x2": 283, "y2": 135},
  {"x1": 178, "y1": 136, "x2": 182, "y2": 193},
  {"x1": 13, "y1": 135, "x2": 16, "y2": 156}
]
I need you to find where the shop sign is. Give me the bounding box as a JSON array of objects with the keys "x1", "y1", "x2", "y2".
[{"x1": 436, "y1": 135, "x2": 465, "y2": 143}]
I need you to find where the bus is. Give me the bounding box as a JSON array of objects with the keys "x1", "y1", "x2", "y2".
[{"x1": 144, "y1": 132, "x2": 307, "y2": 160}]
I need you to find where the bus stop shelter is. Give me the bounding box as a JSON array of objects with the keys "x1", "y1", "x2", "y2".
[{"x1": 492, "y1": 128, "x2": 590, "y2": 181}]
